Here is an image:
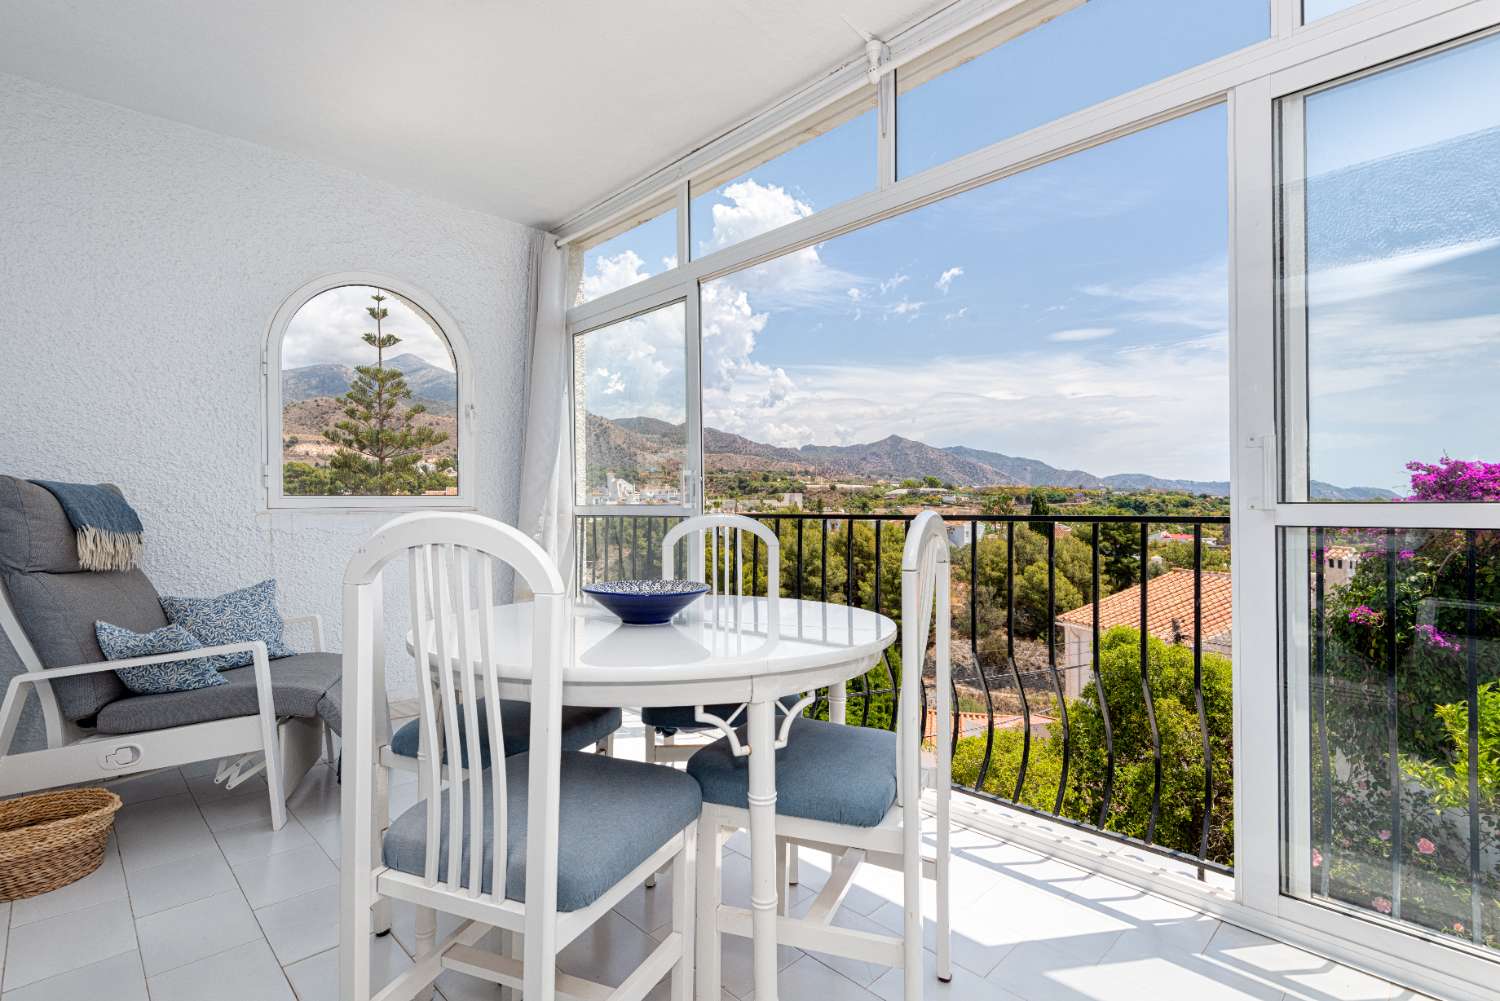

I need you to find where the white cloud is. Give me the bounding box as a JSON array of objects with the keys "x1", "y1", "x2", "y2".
[
  {"x1": 891, "y1": 300, "x2": 923, "y2": 316},
  {"x1": 944, "y1": 307, "x2": 968, "y2": 322},
  {"x1": 878, "y1": 274, "x2": 909, "y2": 295},
  {"x1": 936, "y1": 266, "x2": 964, "y2": 293},
  {"x1": 580, "y1": 248, "x2": 651, "y2": 302},
  {"x1": 1047, "y1": 327, "x2": 1116, "y2": 343},
  {"x1": 282, "y1": 285, "x2": 455, "y2": 372},
  {"x1": 706, "y1": 334, "x2": 1230, "y2": 480},
  {"x1": 1082, "y1": 258, "x2": 1228, "y2": 332}
]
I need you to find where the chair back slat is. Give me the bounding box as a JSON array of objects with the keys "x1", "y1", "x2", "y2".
[
  {"x1": 662, "y1": 515, "x2": 780, "y2": 635},
  {"x1": 901, "y1": 511, "x2": 952, "y2": 804},
  {"x1": 476, "y1": 550, "x2": 508, "y2": 901},
  {"x1": 407, "y1": 545, "x2": 444, "y2": 885},
  {"x1": 451, "y1": 549, "x2": 487, "y2": 898},
  {"x1": 428, "y1": 544, "x2": 466, "y2": 892}
]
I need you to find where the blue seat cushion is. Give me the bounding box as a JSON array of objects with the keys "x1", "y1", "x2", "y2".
[
  {"x1": 642, "y1": 694, "x2": 803, "y2": 732},
  {"x1": 389, "y1": 702, "x2": 621, "y2": 767},
  {"x1": 382, "y1": 751, "x2": 702, "y2": 911},
  {"x1": 687, "y1": 717, "x2": 898, "y2": 828}
]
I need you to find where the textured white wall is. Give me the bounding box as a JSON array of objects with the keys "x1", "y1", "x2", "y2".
[{"x1": 0, "y1": 73, "x2": 539, "y2": 746}]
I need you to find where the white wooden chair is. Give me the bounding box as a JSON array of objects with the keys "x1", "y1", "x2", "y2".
[
  {"x1": 689, "y1": 509, "x2": 953, "y2": 999},
  {"x1": 641, "y1": 514, "x2": 782, "y2": 767},
  {"x1": 340, "y1": 512, "x2": 700, "y2": 1001}
]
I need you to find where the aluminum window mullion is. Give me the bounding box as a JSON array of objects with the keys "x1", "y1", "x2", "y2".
[{"x1": 878, "y1": 60, "x2": 897, "y2": 188}]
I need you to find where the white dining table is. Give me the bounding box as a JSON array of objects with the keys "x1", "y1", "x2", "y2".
[{"x1": 414, "y1": 593, "x2": 897, "y2": 1001}]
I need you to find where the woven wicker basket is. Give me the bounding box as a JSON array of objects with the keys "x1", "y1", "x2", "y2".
[{"x1": 0, "y1": 788, "x2": 123, "y2": 902}]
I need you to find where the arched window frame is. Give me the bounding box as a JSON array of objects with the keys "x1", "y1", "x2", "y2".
[{"x1": 263, "y1": 271, "x2": 476, "y2": 511}]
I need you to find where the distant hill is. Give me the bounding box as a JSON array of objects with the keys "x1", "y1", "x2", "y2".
[
  {"x1": 597, "y1": 415, "x2": 1398, "y2": 498},
  {"x1": 797, "y1": 436, "x2": 1016, "y2": 486},
  {"x1": 282, "y1": 353, "x2": 456, "y2": 414},
  {"x1": 281, "y1": 396, "x2": 456, "y2": 466}
]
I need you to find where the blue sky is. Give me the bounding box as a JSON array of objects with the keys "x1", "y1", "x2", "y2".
[{"x1": 577, "y1": 2, "x2": 1499, "y2": 493}]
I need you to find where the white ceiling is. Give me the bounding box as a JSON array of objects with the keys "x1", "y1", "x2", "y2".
[{"x1": 0, "y1": 0, "x2": 942, "y2": 229}]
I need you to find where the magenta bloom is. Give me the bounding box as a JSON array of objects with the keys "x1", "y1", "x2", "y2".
[
  {"x1": 1416, "y1": 624, "x2": 1462, "y2": 653},
  {"x1": 1348, "y1": 605, "x2": 1381, "y2": 626},
  {"x1": 1312, "y1": 849, "x2": 1323, "y2": 868},
  {"x1": 1406, "y1": 456, "x2": 1500, "y2": 502},
  {"x1": 1416, "y1": 837, "x2": 1436, "y2": 856},
  {"x1": 1398, "y1": 549, "x2": 1416, "y2": 561},
  {"x1": 1372, "y1": 896, "x2": 1393, "y2": 915},
  {"x1": 1378, "y1": 829, "x2": 1391, "y2": 841}
]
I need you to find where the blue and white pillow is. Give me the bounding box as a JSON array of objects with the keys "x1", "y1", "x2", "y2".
[
  {"x1": 95, "y1": 621, "x2": 229, "y2": 695},
  {"x1": 161, "y1": 579, "x2": 295, "y2": 668}
]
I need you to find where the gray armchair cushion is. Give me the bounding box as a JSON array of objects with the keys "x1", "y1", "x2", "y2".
[
  {"x1": 389, "y1": 702, "x2": 621, "y2": 766},
  {"x1": 94, "y1": 651, "x2": 341, "y2": 735},
  {"x1": 382, "y1": 751, "x2": 702, "y2": 911},
  {"x1": 0, "y1": 476, "x2": 163, "y2": 720},
  {"x1": 687, "y1": 716, "x2": 899, "y2": 827}
]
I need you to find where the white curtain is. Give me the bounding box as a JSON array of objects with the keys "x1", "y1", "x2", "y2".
[{"x1": 516, "y1": 232, "x2": 576, "y2": 592}]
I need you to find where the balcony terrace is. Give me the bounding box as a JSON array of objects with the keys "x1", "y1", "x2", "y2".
[{"x1": 2, "y1": 1, "x2": 1497, "y2": 1000}]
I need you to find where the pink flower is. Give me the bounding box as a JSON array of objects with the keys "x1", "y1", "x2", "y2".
[
  {"x1": 1416, "y1": 624, "x2": 1462, "y2": 653},
  {"x1": 1378, "y1": 829, "x2": 1391, "y2": 841},
  {"x1": 1416, "y1": 837, "x2": 1436, "y2": 855},
  {"x1": 1372, "y1": 896, "x2": 1393, "y2": 915},
  {"x1": 1454, "y1": 922, "x2": 1466, "y2": 934},
  {"x1": 1348, "y1": 605, "x2": 1381, "y2": 626},
  {"x1": 1406, "y1": 456, "x2": 1500, "y2": 502},
  {"x1": 1312, "y1": 849, "x2": 1323, "y2": 868}
]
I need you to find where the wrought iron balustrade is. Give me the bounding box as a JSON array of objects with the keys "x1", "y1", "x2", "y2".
[{"x1": 576, "y1": 510, "x2": 1233, "y2": 877}]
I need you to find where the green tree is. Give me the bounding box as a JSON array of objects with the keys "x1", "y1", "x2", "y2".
[
  {"x1": 953, "y1": 627, "x2": 1234, "y2": 865},
  {"x1": 323, "y1": 293, "x2": 453, "y2": 495},
  {"x1": 1014, "y1": 561, "x2": 1081, "y2": 638},
  {"x1": 283, "y1": 461, "x2": 337, "y2": 495}
]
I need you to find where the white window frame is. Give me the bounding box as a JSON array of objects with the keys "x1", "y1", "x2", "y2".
[
  {"x1": 567, "y1": 288, "x2": 702, "y2": 517},
  {"x1": 262, "y1": 271, "x2": 476, "y2": 511},
  {"x1": 556, "y1": 1, "x2": 1500, "y2": 997}
]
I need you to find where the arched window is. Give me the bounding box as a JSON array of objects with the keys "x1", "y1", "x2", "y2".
[{"x1": 264, "y1": 273, "x2": 472, "y2": 508}]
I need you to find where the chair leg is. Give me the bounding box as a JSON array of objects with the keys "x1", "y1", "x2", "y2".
[
  {"x1": 695, "y1": 817, "x2": 722, "y2": 1001},
  {"x1": 902, "y1": 804, "x2": 922, "y2": 1000},
  {"x1": 936, "y1": 808, "x2": 952, "y2": 982},
  {"x1": 775, "y1": 837, "x2": 789, "y2": 916},
  {"x1": 413, "y1": 906, "x2": 437, "y2": 1000},
  {"x1": 504, "y1": 928, "x2": 522, "y2": 1001},
  {"x1": 645, "y1": 734, "x2": 660, "y2": 889},
  {"x1": 787, "y1": 842, "x2": 800, "y2": 886},
  {"x1": 323, "y1": 722, "x2": 337, "y2": 765},
  {"x1": 671, "y1": 825, "x2": 697, "y2": 1001}
]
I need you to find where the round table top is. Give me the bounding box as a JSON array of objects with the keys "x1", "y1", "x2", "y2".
[{"x1": 411, "y1": 596, "x2": 897, "y2": 707}]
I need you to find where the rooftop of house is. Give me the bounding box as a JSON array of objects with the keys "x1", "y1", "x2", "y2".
[{"x1": 1057, "y1": 568, "x2": 1234, "y2": 645}]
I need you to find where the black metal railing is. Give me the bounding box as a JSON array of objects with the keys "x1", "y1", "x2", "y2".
[{"x1": 576, "y1": 510, "x2": 1233, "y2": 876}]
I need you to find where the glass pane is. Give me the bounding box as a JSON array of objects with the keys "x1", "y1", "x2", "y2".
[
  {"x1": 1303, "y1": 0, "x2": 1363, "y2": 21},
  {"x1": 701, "y1": 106, "x2": 1229, "y2": 518},
  {"x1": 280, "y1": 285, "x2": 458, "y2": 497},
  {"x1": 896, "y1": 0, "x2": 1266, "y2": 178},
  {"x1": 573, "y1": 207, "x2": 677, "y2": 305},
  {"x1": 1280, "y1": 34, "x2": 1500, "y2": 501},
  {"x1": 690, "y1": 104, "x2": 875, "y2": 260},
  {"x1": 573, "y1": 302, "x2": 687, "y2": 506},
  {"x1": 1286, "y1": 526, "x2": 1499, "y2": 952}
]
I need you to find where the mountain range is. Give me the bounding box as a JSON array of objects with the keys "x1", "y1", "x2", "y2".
[
  {"x1": 282, "y1": 354, "x2": 457, "y2": 414},
  {"x1": 601, "y1": 416, "x2": 1395, "y2": 500}
]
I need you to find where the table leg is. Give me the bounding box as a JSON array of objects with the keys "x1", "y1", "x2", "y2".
[{"x1": 746, "y1": 699, "x2": 779, "y2": 1001}]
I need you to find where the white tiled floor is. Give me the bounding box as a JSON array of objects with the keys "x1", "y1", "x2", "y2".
[{"x1": 0, "y1": 717, "x2": 1431, "y2": 1001}]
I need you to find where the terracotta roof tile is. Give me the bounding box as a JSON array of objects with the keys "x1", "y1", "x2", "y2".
[{"x1": 1056, "y1": 568, "x2": 1232, "y2": 645}]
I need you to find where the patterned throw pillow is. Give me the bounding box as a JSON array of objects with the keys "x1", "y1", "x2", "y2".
[
  {"x1": 160, "y1": 579, "x2": 295, "y2": 668},
  {"x1": 95, "y1": 621, "x2": 229, "y2": 695}
]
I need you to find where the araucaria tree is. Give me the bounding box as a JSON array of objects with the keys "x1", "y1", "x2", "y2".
[{"x1": 325, "y1": 293, "x2": 452, "y2": 495}]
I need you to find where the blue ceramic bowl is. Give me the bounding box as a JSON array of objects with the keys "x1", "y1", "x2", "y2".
[{"x1": 583, "y1": 579, "x2": 710, "y2": 625}]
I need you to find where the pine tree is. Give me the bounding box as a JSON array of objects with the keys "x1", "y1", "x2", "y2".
[{"x1": 324, "y1": 293, "x2": 452, "y2": 495}]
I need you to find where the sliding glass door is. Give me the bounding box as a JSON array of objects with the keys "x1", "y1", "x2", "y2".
[{"x1": 1270, "y1": 23, "x2": 1500, "y2": 984}]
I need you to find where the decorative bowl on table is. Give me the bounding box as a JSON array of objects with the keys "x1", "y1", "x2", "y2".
[{"x1": 582, "y1": 579, "x2": 710, "y2": 625}]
